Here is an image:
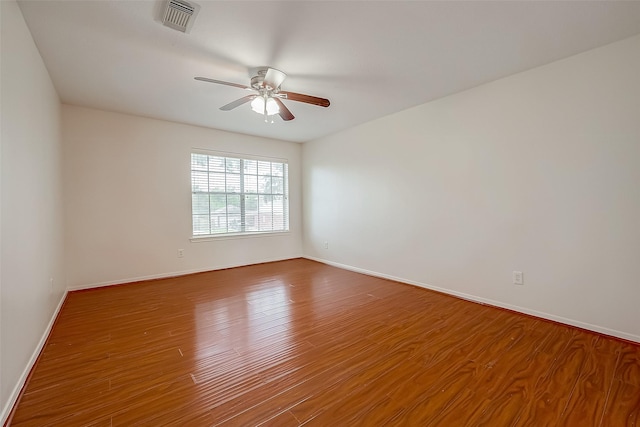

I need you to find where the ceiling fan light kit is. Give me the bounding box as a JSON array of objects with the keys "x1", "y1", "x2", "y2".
[
  {"x1": 195, "y1": 67, "x2": 330, "y2": 123},
  {"x1": 250, "y1": 94, "x2": 280, "y2": 123},
  {"x1": 251, "y1": 97, "x2": 279, "y2": 116}
]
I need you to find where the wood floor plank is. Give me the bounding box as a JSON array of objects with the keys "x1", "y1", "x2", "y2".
[
  {"x1": 258, "y1": 410, "x2": 300, "y2": 427},
  {"x1": 616, "y1": 343, "x2": 640, "y2": 387},
  {"x1": 389, "y1": 359, "x2": 485, "y2": 425},
  {"x1": 560, "y1": 340, "x2": 620, "y2": 425},
  {"x1": 287, "y1": 343, "x2": 423, "y2": 424},
  {"x1": 600, "y1": 379, "x2": 640, "y2": 427},
  {"x1": 451, "y1": 323, "x2": 579, "y2": 426},
  {"x1": 513, "y1": 331, "x2": 594, "y2": 426},
  {"x1": 212, "y1": 339, "x2": 389, "y2": 424},
  {"x1": 9, "y1": 258, "x2": 640, "y2": 426}
]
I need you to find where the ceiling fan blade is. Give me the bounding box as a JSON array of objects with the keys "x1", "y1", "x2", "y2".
[
  {"x1": 195, "y1": 77, "x2": 252, "y2": 90},
  {"x1": 263, "y1": 68, "x2": 287, "y2": 90},
  {"x1": 220, "y1": 95, "x2": 257, "y2": 111},
  {"x1": 273, "y1": 98, "x2": 295, "y2": 121},
  {"x1": 279, "y1": 91, "x2": 330, "y2": 108}
]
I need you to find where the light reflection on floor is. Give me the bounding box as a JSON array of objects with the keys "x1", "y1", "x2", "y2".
[{"x1": 195, "y1": 280, "x2": 291, "y2": 360}]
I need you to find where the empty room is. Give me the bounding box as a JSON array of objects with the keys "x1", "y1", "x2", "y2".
[{"x1": 2, "y1": 0, "x2": 640, "y2": 425}]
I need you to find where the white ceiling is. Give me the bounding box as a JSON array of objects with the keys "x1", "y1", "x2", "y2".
[{"x1": 18, "y1": 1, "x2": 640, "y2": 143}]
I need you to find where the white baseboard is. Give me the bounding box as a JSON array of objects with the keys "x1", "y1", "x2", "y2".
[
  {"x1": 67, "y1": 255, "x2": 304, "y2": 291},
  {"x1": 304, "y1": 255, "x2": 640, "y2": 344},
  {"x1": 1, "y1": 290, "x2": 68, "y2": 425}
]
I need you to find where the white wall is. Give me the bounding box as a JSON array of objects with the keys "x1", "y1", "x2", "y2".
[
  {"x1": 303, "y1": 34, "x2": 640, "y2": 342},
  {"x1": 1, "y1": 0, "x2": 66, "y2": 419},
  {"x1": 62, "y1": 105, "x2": 302, "y2": 289}
]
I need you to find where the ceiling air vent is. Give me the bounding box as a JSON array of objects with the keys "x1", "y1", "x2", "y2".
[{"x1": 162, "y1": 0, "x2": 199, "y2": 33}]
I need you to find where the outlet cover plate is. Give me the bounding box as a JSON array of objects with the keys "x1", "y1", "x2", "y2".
[{"x1": 513, "y1": 271, "x2": 523, "y2": 285}]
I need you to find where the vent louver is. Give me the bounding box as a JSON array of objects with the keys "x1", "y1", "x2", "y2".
[{"x1": 162, "y1": 0, "x2": 199, "y2": 33}]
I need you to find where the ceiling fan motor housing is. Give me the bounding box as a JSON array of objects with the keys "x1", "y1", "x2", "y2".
[
  {"x1": 251, "y1": 74, "x2": 266, "y2": 91},
  {"x1": 250, "y1": 67, "x2": 287, "y2": 91}
]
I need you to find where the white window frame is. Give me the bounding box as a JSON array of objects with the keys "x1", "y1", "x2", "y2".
[{"x1": 190, "y1": 150, "x2": 289, "y2": 240}]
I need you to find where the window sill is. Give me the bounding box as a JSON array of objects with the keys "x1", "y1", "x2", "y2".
[{"x1": 190, "y1": 230, "x2": 290, "y2": 243}]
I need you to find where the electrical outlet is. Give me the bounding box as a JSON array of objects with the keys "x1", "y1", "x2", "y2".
[
  {"x1": 50, "y1": 277, "x2": 54, "y2": 293},
  {"x1": 324, "y1": 241, "x2": 329, "y2": 249},
  {"x1": 513, "y1": 271, "x2": 523, "y2": 285},
  {"x1": 177, "y1": 249, "x2": 184, "y2": 258}
]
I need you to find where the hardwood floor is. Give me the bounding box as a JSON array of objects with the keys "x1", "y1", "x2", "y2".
[{"x1": 9, "y1": 258, "x2": 640, "y2": 426}]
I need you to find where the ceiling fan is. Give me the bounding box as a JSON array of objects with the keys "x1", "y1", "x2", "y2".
[{"x1": 195, "y1": 67, "x2": 330, "y2": 122}]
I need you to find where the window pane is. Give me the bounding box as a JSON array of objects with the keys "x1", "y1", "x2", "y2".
[
  {"x1": 244, "y1": 159, "x2": 257, "y2": 175},
  {"x1": 273, "y1": 195, "x2": 285, "y2": 231},
  {"x1": 228, "y1": 214, "x2": 242, "y2": 232},
  {"x1": 210, "y1": 215, "x2": 227, "y2": 234},
  {"x1": 272, "y1": 163, "x2": 284, "y2": 176},
  {"x1": 226, "y1": 158, "x2": 241, "y2": 173},
  {"x1": 210, "y1": 194, "x2": 226, "y2": 214},
  {"x1": 258, "y1": 161, "x2": 271, "y2": 176},
  {"x1": 273, "y1": 195, "x2": 284, "y2": 215},
  {"x1": 192, "y1": 171, "x2": 208, "y2": 192},
  {"x1": 193, "y1": 215, "x2": 210, "y2": 235},
  {"x1": 258, "y1": 176, "x2": 272, "y2": 194},
  {"x1": 227, "y1": 194, "x2": 241, "y2": 213},
  {"x1": 259, "y1": 195, "x2": 273, "y2": 231},
  {"x1": 245, "y1": 195, "x2": 259, "y2": 231},
  {"x1": 209, "y1": 172, "x2": 225, "y2": 192},
  {"x1": 260, "y1": 195, "x2": 272, "y2": 212},
  {"x1": 245, "y1": 214, "x2": 258, "y2": 231},
  {"x1": 283, "y1": 164, "x2": 288, "y2": 189},
  {"x1": 245, "y1": 194, "x2": 258, "y2": 212},
  {"x1": 209, "y1": 156, "x2": 225, "y2": 172},
  {"x1": 226, "y1": 173, "x2": 240, "y2": 193},
  {"x1": 271, "y1": 176, "x2": 284, "y2": 195},
  {"x1": 192, "y1": 154, "x2": 209, "y2": 171},
  {"x1": 244, "y1": 174, "x2": 258, "y2": 193},
  {"x1": 192, "y1": 193, "x2": 209, "y2": 215}
]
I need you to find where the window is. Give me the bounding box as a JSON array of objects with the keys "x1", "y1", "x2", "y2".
[{"x1": 191, "y1": 152, "x2": 289, "y2": 237}]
